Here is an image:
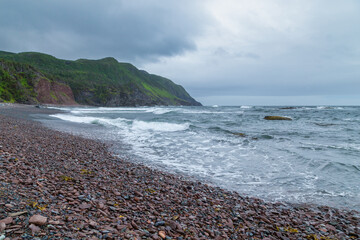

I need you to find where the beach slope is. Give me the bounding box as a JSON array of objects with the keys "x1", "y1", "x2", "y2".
[{"x1": 0, "y1": 105, "x2": 358, "y2": 239}]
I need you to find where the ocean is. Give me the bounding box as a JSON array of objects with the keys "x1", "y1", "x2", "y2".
[{"x1": 45, "y1": 105, "x2": 360, "y2": 211}]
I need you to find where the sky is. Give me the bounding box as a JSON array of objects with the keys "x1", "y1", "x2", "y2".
[{"x1": 1, "y1": 0, "x2": 359, "y2": 105}]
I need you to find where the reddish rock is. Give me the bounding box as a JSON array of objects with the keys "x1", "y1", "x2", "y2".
[
  {"x1": 29, "y1": 224, "x2": 41, "y2": 234},
  {"x1": 89, "y1": 220, "x2": 98, "y2": 228},
  {"x1": 35, "y1": 78, "x2": 77, "y2": 105},
  {"x1": 0, "y1": 217, "x2": 13, "y2": 224},
  {"x1": 0, "y1": 222, "x2": 6, "y2": 232},
  {"x1": 158, "y1": 231, "x2": 166, "y2": 239},
  {"x1": 29, "y1": 215, "x2": 47, "y2": 226},
  {"x1": 79, "y1": 203, "x2": 92, "y2": 209}
]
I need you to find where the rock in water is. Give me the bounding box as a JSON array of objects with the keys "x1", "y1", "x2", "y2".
[{"x1": 264, "y1": 116, "x2": 292, "y2": 121}]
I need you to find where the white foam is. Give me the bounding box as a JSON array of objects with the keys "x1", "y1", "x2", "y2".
[
  {"x1": 51, "y1": 114, "x2": 101, "y2": 124},
  {"x1": 240, "y1": 106, "x2": 252, "y2": 109},
  {"x1": 50, "y1": 114, "x2": 130, "y2": 128},
  {"x1": 146, "y1": 108, "x2": 173, "y2": 115},
  {"x1": 132, "y1": 120, "x2": 189, "y2": 132}
]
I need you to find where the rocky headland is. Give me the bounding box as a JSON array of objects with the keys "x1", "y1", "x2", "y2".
[{"x1": 0, "y1": 51, "x2": 201, "y2": 107}]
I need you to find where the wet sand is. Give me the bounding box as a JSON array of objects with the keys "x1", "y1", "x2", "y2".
[{"x1": 0, "y1": 104, "x2": 359, "y2": 239}]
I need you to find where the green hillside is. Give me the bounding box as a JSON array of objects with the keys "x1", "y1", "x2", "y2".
[
  {"x1": 0, "y1": 60, "x2": 38, "y2": 103},
  {"x1": 0, "y1": 51, "x2": 201, "y2": 106}
]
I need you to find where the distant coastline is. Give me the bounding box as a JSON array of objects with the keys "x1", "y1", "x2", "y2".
[{"x1": 0, "y1": 50, "x2": 201, "y2": 107}]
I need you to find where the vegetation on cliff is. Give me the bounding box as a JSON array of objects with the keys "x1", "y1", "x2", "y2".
[
  {"x1": 0, "y1": 51, "x2": 201, "y2": 106},
  {"x1": 0, "y1": 59, "x2": 76, "y2": 105}
]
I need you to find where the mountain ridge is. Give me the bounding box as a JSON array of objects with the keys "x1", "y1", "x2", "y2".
[{"x1": 0, "y1": 51, "x2": 201, "y2": 106}]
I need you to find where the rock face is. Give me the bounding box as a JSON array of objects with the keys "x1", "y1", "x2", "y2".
[
  {"x1": 264, "y1": 116, "x2": 292, "y2": 121},
  {"x1": 0, "y1": 60, "x2": 77, "y2": 105},
  {"x1": 35, "y1": 78, "x2": 76, "y2": 105}
]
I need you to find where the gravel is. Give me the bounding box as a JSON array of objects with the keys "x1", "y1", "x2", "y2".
[{"x1": 0, "y1": 106, "x2": 359, "y2": 239}]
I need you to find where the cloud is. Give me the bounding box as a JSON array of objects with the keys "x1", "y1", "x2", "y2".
[
  {"x1": 0, "y1": 0, "x2": 209, "y2": 62},
  {"x1": 144, "y1": 0, "x2": 360, "y2": 104},
  {"x1": 1, "y1": 0, "x2": 360, "y2": 105}
]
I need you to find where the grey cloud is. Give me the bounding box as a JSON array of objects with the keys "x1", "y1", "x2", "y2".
[
  {"x1": 213, "y1": 48, "x2": 260, "y2": 59},
  {"x1": 0, "y1": 0, "x2": 208, "y2": 62}
]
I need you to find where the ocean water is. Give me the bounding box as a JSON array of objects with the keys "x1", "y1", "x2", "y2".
[{"x1": 47, "y1": 105, "x2": 360, "y2": 211}]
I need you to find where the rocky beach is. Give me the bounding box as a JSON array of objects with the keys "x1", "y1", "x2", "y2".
[{"x1": 0, "y1": 104, "x2": 359, "y2": 240}]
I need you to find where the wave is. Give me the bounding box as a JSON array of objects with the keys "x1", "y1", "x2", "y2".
[
  {"x1": 240, "y1": 106, "x2": 252, "y2": 109},
  {"x1": 51, "y1": 114, "x2": 102, "y2": 124},
  {"x1": 50, "y1": 114, "x2": 129, "y2": 128},
  {"x1": 145, "y1": 108, "x2": 173, "y2": 115},
  {"x1": 181, "y1": 110, "x2": 244, "y2": 114},
  {"x1": 132, "y1": 120, "x2": 190, "y2": 132},
  {"x1": 321, "y1": 161, "x2": 360, "y2": 173}
]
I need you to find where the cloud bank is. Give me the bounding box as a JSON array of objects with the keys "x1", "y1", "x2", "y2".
[
  {"x1": 0, "y1": 0, "x2": 207, "y2": 62},
  {"x1": 1, "y1": 0, "x2": 359, "y2": 105}
]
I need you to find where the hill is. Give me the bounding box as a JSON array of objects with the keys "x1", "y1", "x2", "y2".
[{"x1": 0, "y1": 51, "x2": 201, "y2": 106}]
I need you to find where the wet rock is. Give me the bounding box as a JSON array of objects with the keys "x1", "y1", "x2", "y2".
[
  {"x1": 232, "y1": 132, "x2": 246, "y2": 137},
  {"x1": 264, "y1": 116, "x2": 292, "y2": 121}
]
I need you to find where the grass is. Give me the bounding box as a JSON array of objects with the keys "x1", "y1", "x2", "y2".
[{"x1": 0, "y1": 51, "x2": 201, "y2": 106}]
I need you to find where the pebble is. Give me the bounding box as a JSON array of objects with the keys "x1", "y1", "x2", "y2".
[
  {"x1": 0, "y1": 111, "x2": 358, "y2": 240},
  {"x1": 0, "y1": 223, "x2": 5, "y2": 232},
  {"x1": 155, "y1": 221, "x2": 165, "y2": 227},
  {"x1": 29, "y1": 215, "x2": 47, "y2": 226},
  {"x1": 0, "y1": 218, "x2": 12, "y2": 225},
  {"x1": 29, "y1": 224, "x2": 41, "y2": 234},
  {"x1": 159, "y1": 231, "x2": 166, "y2": 239}
]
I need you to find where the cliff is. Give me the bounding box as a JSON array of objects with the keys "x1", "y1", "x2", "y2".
[
  {"x1": 0, "y1": 60, "x2": 76, "y2": 105},
  {"x1": 0, "y1": 51, "x2": 201, "y2": 106}
]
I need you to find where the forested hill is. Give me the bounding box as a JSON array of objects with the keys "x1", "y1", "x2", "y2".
[{"x1": 0, "y1": 51, "x2": 201, "y2": 106}]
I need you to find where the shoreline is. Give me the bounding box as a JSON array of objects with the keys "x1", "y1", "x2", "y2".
[{"x1": 0, "y1": 104, "x2": 359, "y2": 239}]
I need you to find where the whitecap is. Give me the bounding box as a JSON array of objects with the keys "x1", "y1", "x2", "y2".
[
  {"x1": 51, "y1": 114, "x2": 101, "y2": 124},
  {"x1": 50, "y1": 114, "x2": 130, "y2": 128},
  {"x1": 132, "y1": 120, "x2": 189, "y2": 132},
  {"x1": 146, "y1": 108, "x2": 173, "y2": 115},
  {"x1": 240, "y1": 106, "x2": 252, "y2": 109}
]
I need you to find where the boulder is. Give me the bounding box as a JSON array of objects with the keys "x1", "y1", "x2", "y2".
[
  {"x1": 232, "y1": 132, "x2": 246, "y2": 137},
  {"x1": 264, "y1": 116, "x2": 292, "y2": 121}
]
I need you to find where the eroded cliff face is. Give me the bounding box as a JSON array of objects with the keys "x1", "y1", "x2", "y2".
[
  {"x1": 35, "y1": 78, "x2": 77, "y2": 105},
  {"x1": 0, "y1": 60, "x2": 77, "y2": 105}
]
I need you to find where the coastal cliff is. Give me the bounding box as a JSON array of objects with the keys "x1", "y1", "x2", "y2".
[
  {"x1": 0, "y1": 60, "x2": 76, "y2": 105},
  {"x1": 0, "y1": 51, "x2": 201, "y2": 106}
]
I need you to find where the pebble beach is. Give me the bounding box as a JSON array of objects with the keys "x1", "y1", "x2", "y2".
[{"x1": 0, "y1": 104, "x2": 359, "y2": 239}]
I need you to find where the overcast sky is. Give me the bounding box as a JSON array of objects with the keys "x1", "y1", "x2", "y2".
[{"x1": 1, "y1": 0, "x2": 359, "y2": 105}]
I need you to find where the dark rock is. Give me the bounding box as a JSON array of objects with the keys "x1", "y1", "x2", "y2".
[{"x1": 264, "y1": 116, "x2": 292, "y2": 121}]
